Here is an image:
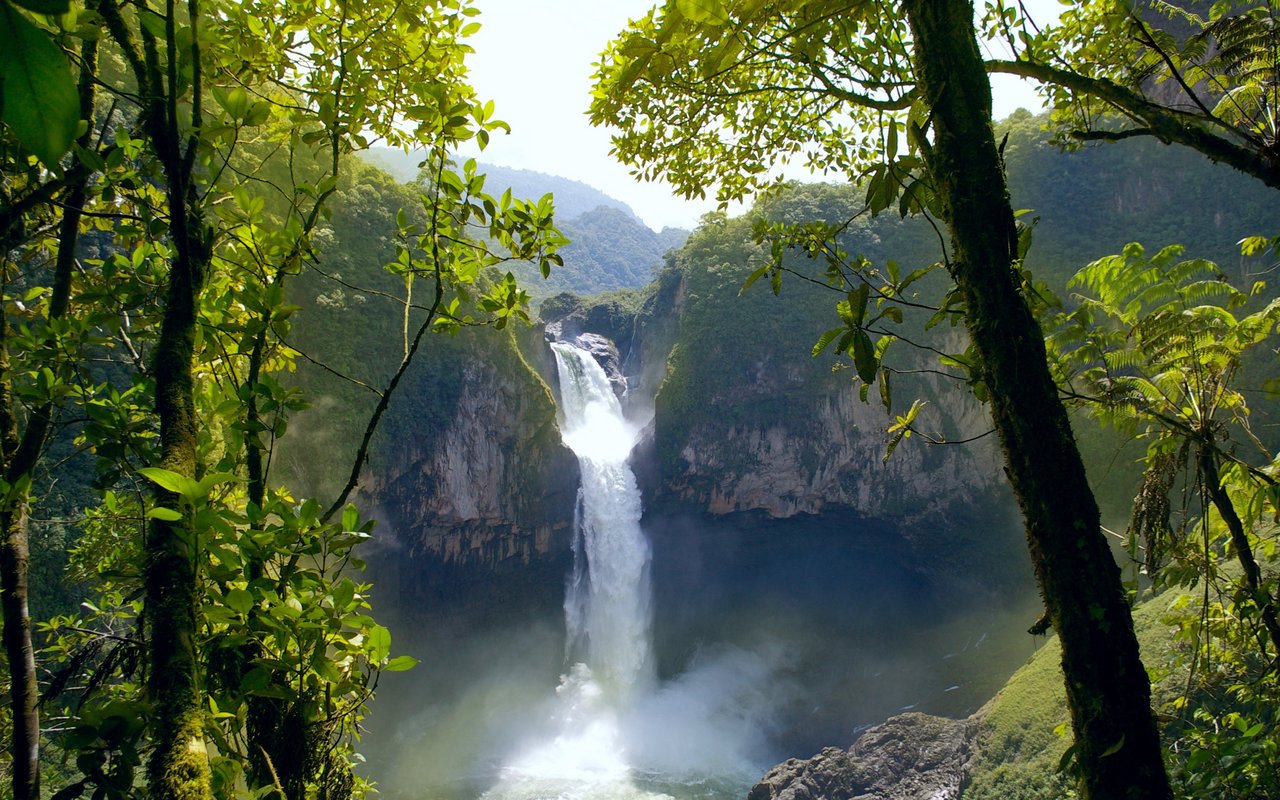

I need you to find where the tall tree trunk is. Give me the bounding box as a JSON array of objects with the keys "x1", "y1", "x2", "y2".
[
  {"x1": 145, "y1": 197, "x2": 214, "y2": 800},
  {"x1": 135, "y1": 0, "x2": 214, "y2": 790},
  {"x1": 0, "y1": 28, "x2": 99, "y2": 797},
  {"x1": 0, "y1": 320, "x2": 40, "y2": 800},
  {"x1": 902, "y1": 1, "x2": 1172, "y2": 797}
]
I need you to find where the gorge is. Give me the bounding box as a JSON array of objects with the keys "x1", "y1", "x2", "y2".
[
  {"x1": 359, "y1": 326, "x2": 1039, "y2": 800},
  {"x1": 279, "y1": 112, "x2": 1278, "y2": 800},
  {"x1": 13, "y1": 2, "x2": 1280, "y2": 798}
]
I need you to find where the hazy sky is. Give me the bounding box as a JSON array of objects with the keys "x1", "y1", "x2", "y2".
[{"x1": 462, "y1": 1, "x2": 1064, "y2": 230}]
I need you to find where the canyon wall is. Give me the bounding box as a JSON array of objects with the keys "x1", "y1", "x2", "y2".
[{"x1": 364, "y1": 333, "x2": 579, "y2": 576}]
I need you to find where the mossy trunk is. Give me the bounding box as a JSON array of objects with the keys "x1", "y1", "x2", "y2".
[
  {"x1": 144, "y1": 114, "x2": 214, "y2": 796},
  {"x1": 0, "y1": 342, "x2": 39, "y2": 800},
  {"x1": 902, "y1": 2, "x2": 1172, "y2": 798},
  {"x1": 146, "y1": 224, "x2": 214, "y2": 800}
]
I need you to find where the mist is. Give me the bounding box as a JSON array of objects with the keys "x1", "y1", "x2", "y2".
[
  {"x1": 362, "y1": 504, "x2": 1039, "y2": 800},
  {"x1": 359, "y1": 343, "x2": 1038, "y2": 800}
]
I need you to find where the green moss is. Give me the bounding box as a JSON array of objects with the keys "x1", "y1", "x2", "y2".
[{"x1": 151, "y1": 711, "x2": 213, "y2": 800}]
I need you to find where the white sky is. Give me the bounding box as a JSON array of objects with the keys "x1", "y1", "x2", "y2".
[{"x1": 462, "y1": 1, "x2": 1064, "y2": 231}]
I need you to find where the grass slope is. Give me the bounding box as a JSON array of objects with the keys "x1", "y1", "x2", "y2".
[{"x1": 965, "y1": 591, "x2": 1184, "y2": 799}]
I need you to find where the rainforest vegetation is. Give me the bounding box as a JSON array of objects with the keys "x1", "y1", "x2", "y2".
[{"x1": 2, "y1": 0, "x2": 1279, "y2": 799}]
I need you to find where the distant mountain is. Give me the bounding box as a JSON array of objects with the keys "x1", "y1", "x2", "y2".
[
  {"x1": 356, "y1": 148, "x2": 686, "y2": 297},
  {"x1": 520, "y1": 205, "x2": 688, "y2": 296},
  {"x1": 358, "y1": 148, "x2": 638, "y2": 221}
]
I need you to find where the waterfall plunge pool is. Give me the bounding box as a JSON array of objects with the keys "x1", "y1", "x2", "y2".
[{"x1": 360, "y1": 343, "x2": 1041, "y2": 800}]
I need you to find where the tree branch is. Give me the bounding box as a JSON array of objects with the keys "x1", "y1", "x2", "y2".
[{"x1": 986, "y1": 58, "x2": 1280, "y2": 190}]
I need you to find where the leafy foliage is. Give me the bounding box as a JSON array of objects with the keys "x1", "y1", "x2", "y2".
[
  {"x1": 590, "y1": 1, "x2": 916, "y2": 205},
  {"x1": 1, "y1": 0, "x2": 564, "y2": 797},
  {"x1": 1046, "y1": 241, "x2": 1280, "y2": 798},
  {"x1": 985, "y1": 0, "x2": 1280, "y2": 190}
]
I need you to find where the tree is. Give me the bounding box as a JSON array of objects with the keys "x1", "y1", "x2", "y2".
[
  {"x1": 591, "y1": 1, "x2": 1171, "y2": 796},
  {"x1": 984, "y1": 0, "x2": 1280, "y2": 191},
  {"x1": 2, "y1": 0, "x2": 564, "y2": 796},
  {"x1": 1047, "y1": 244, "x2": 1280, "y2": 797}
]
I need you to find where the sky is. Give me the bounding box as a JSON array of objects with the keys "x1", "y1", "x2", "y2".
[{"x1": 461, "y1": 1, "x2": 1065, "y2": 231}]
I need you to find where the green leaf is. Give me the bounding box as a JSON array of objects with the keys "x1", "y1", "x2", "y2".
[
  {"x1": 332, "y1": 578, "x2": 356, "y2": 611},
  {"x1": 138, "y1": 467, "x2": 187, "y2": 494},
  {"x1": 740, "y1": 262, "x2": 771, "y2": 293},
  {"x1": 852, "y1": 331, "x2": 877, "y2": 383},
  {"x1": 811, "y1": 327, "x2": 844, "y2": 358},
  {"x1": 225, "y1": 588, "x2": 254, "y2": 615},
  {"x1": 850, "y1": 283, "x2": 870, "y2": 327},
  {"x1": 0, "y1": 2, "x2": 80, "y2": 166},
  {"x1": 367, "y1": 624, "x2": 391, "y2": 662},
  {"x1": 341, "y1": 503, "x2": 359, "y2": 533},
  {"x1": 383, "y1": 655, "x2": 418, "y2": 672},
  {"x1": 146, "y1": 507, "x2": 183, "y2": 521},
  {"x1": 1056, "y1": 741, "x2": 1080, "y2": 774}
]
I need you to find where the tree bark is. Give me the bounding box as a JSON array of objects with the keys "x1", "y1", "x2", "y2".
[
  {"x1": 146, "y1": 229, "x2": 213, "y2": 800},
  {"x1": 125, "y1": 0, "x2": 215, "y2": 792},
  {"x1": 1, "y1": 322, "x2": 41, "y2": 800},
  {"x1": 902, "y1": 2, "x2": 1172, "y2": 798},
  {"x1": 144, "y1": 154, "x2": 215, "y2": 800},
  {"x1": 0, "y1": 27, "x2": 99, "y2": 797}
]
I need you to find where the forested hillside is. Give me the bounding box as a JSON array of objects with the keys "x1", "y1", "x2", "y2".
[{"x1": 359, "y1": 152, "x2": 639, "y2": 219}]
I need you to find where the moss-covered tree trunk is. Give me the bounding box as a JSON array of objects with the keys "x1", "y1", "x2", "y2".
[
  {"x1": 146, "y1": 224, "x2": 213, "y2": 799},
  {"x1": 902, "y1": 1, "x2": 1172, "y2": 797},
  {"x1": 0, "y1": 321, "x2": 41, "y2": 800},
  {"x1": 113, "y1": 0, "x2": 216, "y2": 791}
]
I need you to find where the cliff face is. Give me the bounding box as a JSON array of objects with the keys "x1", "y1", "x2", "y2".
[
  {"x1": 604, "y1": 205, "x2": 1014, "y2": 558},
  {"x1": 363, "y1": 327, "x2": 578, "y2": 578},
  {"x1": 664, "y1": 376, "x2": 1002, "y2": 525}
]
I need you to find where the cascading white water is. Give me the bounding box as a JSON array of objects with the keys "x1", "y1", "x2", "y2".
[
  {"x1": 478, "y1": 341, "x2": 774, "y2": 800},
  {"x1": 480, "y1": 342, "x2": 659, "y2": 798},
  {"x1": 552, "y1": 342, "x2": 654, "y2": 700}
]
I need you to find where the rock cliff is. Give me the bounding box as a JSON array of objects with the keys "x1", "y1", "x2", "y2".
[
  {"x1": 362, "y1": 327, "x2": 579, "y2": 580},
  {"x1": 660, "y1": 361, "x2": 1003, "y2": 527}
]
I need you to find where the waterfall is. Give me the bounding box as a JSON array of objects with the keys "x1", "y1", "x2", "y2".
[
  {"x1": 551, "y1": 341, "x2": 654, "y2": 701},
  {"x1": 479, "y1": 341, "x2": 768, "y2": 800}
]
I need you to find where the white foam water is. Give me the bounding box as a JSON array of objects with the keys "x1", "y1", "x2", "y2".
[{"x1": 480, "y1": 343, "x2": 773, "y2": 800}]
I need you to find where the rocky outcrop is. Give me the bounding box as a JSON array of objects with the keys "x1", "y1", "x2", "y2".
[
  {"x1": 364, "y1": 330, "x2": 579, "y2": 577},
  {"x1": 749, "y1": 712, "x2": 982, "y2": 800}
]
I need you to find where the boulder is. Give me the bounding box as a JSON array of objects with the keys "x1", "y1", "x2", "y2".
[{"x1": 748, "y1": 712, "x2": 980, "y2": 800}]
